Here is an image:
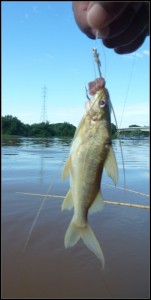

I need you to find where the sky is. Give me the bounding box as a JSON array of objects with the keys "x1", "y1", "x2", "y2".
[{"x1": 2, "y1": 1, "x2": 150, "y2": 128}]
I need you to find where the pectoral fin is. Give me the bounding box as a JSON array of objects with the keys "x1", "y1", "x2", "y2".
[
  {"x1": 104, "y1": 146, "x2": 118, "y2": 185},
  {"x1": 62, "y1": 155, "x2": 72, "y2": 180},
  {"x1": 61, "y1": 190, "x2": 73, "y2": 211},
  {"x1": 89, "y1": 192, "x2": 104, "y2": 215}
]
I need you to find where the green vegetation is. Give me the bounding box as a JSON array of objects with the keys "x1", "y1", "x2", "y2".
[
  {"x1": 2, "y1": 115, "x2": 149, "y2": 139},
  {"x1": 2, "y1": 115, "x2": 76, "y2": 138},
  {"x1": 111, "y1": 123, "x2": 117, "y2": 139},
  {"x1": 2, "y1": 115, "x2": 119, "y2": 138}
]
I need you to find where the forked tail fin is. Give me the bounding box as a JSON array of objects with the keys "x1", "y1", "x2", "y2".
[{"x1": 65, "y1": 217, "x2": 105, "y2": 269}]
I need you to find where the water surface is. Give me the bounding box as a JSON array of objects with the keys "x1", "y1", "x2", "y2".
[{"x1": 2, "y1": 137, "x2": 150, "y2": 298}]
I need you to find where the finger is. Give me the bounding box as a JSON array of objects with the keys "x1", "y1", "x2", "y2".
[
  {"x1": 72, "y1": 2, "x2": 95, "y2": 39},
  {"x1": 114, "y1": 30, "x2": 147, "y2": 54},
  {"x1": 101, "y1": 3, "x2": 142, "y2": 39},
  {"x1": 102, "y1": 5, "x2": 149, "y2": 49},
  {"x1": 87, "y1": 2, "x2": 129, "y2": 29},
  {"x1": 73, "y1": 1, "x2": 130, "y2": 39}
]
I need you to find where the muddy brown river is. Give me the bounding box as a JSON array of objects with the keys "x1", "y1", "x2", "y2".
[{"x1": 2, "y1": 137, "x2": 149, "y2": 298}]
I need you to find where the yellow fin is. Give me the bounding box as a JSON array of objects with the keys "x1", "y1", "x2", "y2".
[
  {"x1": 65, "y1": 217, "x2": 105, "y2": 269},
  {"x1": 89, "y1": 192, "x2": 104, "y2": 215},
  {"x1": 61, "y1": 190, "x2": 73, "y2": 211},
  {"x1": 62, "y1": 155, "x2": 72, "y2": 180},
  {"x1": 104, "y1": 146, "x2": 118, "y2": 185}
]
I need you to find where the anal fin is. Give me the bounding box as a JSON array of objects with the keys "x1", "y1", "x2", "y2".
[
  {"x1": 61, "y1": 190, "x2": 73, "y2": 211},
  {"x1": 89, "y1": 192, "x2": 104, "y2": 215}
]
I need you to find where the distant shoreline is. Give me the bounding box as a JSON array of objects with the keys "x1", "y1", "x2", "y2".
[
  {"x1": 2, "y1": 134, "x2": 73, "y2": 139},
  {"x1": 2, "y1": 115, "x2": 149, "y2": 139},
  {"x1": 2, "y1": 134, "x2": 149, "y2": 141}
]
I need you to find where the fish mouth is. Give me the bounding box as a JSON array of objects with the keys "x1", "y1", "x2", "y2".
[
  {"x1": 85, "y1": 100, "x2": 98, "y2": 121},
  {"x1": 85, "y1": 100, "x2": 94, "y2": 114}
]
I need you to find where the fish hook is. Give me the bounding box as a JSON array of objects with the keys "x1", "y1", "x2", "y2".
[
  {"x1": 85, "y1": 85, "x2": 90, "y2": 101},
  {"x1": 92, "y1": 47, "x2": 102, "y2": 78}
]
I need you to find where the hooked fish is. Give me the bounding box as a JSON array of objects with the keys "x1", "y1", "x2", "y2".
[{"x1": 61, "y1": 86, "x2": 118, "y2": 268}]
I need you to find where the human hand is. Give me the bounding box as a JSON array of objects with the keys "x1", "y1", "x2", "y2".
[{"x1": 72, "y1": 2, "x2": 149, "y2": 54}]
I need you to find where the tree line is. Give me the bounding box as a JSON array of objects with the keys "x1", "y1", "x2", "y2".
[
  {"x1": 2, "y1": 115, "x2": 76, "y2": 138},
  {"x1": 2, "y1": 115, "x2": 118, "y2": 138}
]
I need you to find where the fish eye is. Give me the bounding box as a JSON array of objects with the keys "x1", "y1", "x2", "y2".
[{"x1": 99, "y1": 99, "x2": 106, "y2": 108}]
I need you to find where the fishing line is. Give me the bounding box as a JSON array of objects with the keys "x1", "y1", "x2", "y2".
[
  {"x1": 95, "y1": 36, "x2": 107, "y2": 79},
  {"x1": 92, "y1": 48, "x2": 97, "y2": 82},
  {"x1": 102, "y1": 183, "x2": 149, "y2": 197},
  {"x1": 116, "y1": 53, "x2": 136, "y2": 204},
  {"x1": 17, "y1": 185, "x2": 149, "y2": 198},
  {"x1": 110, "y1": 101, "x2": 126, "y2": 190},
  {"x1": 73, "y1": 89, "x2": 106, "y2": 140},
  {"x1": 119, "y1": 52, "x2": 136, "y2": 129},
  {"x1": 112, "y1": 103, "x2": 127, "y2": 207},
  {"x1": 95, "y1": 39, "x2": 126, "y2": 191},
  {"x1": 80, "y1": 89, "x2": 109, "y2": 178},
  {"x1": 94, "y1": 39, "x2": 126, "y2": 205},
  {"x1": 17, "y1": 192, "x2": 150, "y2": 209},
  {"x1": 23, "y1": 160, "x2": 65, "y2": 251}
]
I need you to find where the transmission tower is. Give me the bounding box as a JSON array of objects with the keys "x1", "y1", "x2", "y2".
[{"x1": 41, "y1": 86, "x2": 48, "y2": 123}]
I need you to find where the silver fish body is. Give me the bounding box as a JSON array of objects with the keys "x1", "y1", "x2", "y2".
[{"x1": 62, "y1": 88, "x2": 118, "y2": 268}]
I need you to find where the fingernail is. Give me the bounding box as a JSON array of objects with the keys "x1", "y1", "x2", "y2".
[{"x1": 87, "y1": 3, "x2": 108, "y2": 29}]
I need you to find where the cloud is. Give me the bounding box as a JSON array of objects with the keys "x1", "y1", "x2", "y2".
[
  {"x1": 48, "y1": 102, "x2": 149, "y2": 128},
  {"x1": 113, "y1": 102, "x2": 149, "y2": 128},
  {"x1": 53, "y1": 13, "x2": 59, "y2": 17},
  {"x1": 133, "y1": 52, "x2": 143, "y2": 58},
  {"x1": 24, "y1": 13, "x2": 30, "y2": 19},
  {"x1": 142, "y1": 50, "x2": 150, "y2": 56},
  {"x1": 123, "y1": 49, "x2": 149, "y2": 60},
  {"x1": 45, "y1": 52, "x2": 54, "y2": 60},
  {"x1": 48, "y1": 106, "x2": 84, "y2": 126},
  {"x1": 32, "y1": 5, "x2": 39, "y2": 14},
  {"x1": 47, "y1": 5, "x2": 52, "y2": 11}
]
